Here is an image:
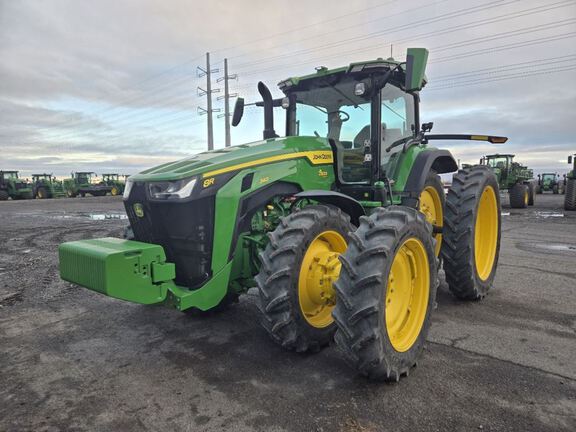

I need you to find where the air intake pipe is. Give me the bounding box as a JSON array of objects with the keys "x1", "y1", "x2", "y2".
[{"x1": 258, "y1": 81, "x2": 278, "y2": 140}]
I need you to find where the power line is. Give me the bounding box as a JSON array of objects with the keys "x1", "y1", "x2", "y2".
[
  {"x1": 235, "y1": 0, "x2": 575, "y2": 78},
  {"x1": 232, "y1": 0, "x2": 528, "y2": 70}
]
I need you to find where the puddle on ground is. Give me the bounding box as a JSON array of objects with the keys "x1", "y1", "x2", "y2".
[
  {"x1": 533, "y1": 211, "x2": 564, "y2": 218},
  {"x1": 86, "y1": 213, "x2": 128, "y2": 220},
  {"x1": 516, "y1": 241, "x2": 576, "y2": 256},
  {"x1": 49, "y1": 213, "x2": 128, "y2": 221}
]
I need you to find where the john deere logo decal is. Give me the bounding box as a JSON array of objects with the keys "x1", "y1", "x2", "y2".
[
  {"x1": 318, "y1": 169, "x2": 328, "y2": 177},
  {"x1": 133, "y1": 203, "x2": 144, "y2": 218}
]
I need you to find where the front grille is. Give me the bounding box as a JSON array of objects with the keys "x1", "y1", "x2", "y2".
[{"x1": 125, "y1": 183, "x2": 215, "y2": 289}]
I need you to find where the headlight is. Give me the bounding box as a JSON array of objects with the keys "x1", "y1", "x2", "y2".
[
  {"x1": 123, "y1": 179, "x2": 134, "y2": 199},
  {"x1": 148, "y1": 177, "x2": 197, "y2": 200}
]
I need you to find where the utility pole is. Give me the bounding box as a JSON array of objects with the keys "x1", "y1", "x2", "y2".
[
  {"x1": 217, "y1": 58, "x2": 237, "y2": 147},
  {"x1": 197, "y1": 52, "x2": 219, "y2": 150}
]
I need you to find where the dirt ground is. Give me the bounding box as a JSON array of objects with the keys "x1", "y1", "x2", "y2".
[{"x1": 1, "y1": 194, "x2": 575, "y2": 432}]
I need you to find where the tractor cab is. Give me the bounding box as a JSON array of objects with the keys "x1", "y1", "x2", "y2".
[
  {"x1": 231, "y1": 48, "x2": 487, "y2": 204},
  {"x1": 1, "y1": 170, "x2": 20, "y2": 180},
  {"x1": 102, "y1": 174, "x2": 120, "y2": 182},
  {"x1": 539, "y1": 173, "x2": 557, "y2": 184},
  {"x1": 74, "y1": 172, "x2": 96, "y2": 185},
  {"x1": 481, "y1": 154, "x2": 513, "y2": 179},
  {"x1": 32, "y1": 173, "x2": 55, "y2": 183}
]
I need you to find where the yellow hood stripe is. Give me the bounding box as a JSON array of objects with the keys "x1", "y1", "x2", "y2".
[{"x1": 201, "y1": 150, "x2": 334, "y2": 178}]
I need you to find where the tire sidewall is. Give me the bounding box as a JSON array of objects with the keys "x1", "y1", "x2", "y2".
[
  {"x1": 377, "y1": 221, "x2": 438, "y2": 372},
  {"x1": 286, "y1": 206, "x2": 354, "y2": 343},
  {"x1": 472, "y1": 173, "x2": 502, "y2": 293}
]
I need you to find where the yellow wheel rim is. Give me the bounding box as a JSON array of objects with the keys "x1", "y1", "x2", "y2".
[
  {"x1": 385, "y1": 238, "x2": 430, "y2": 352},
  {"x1": 37, "y1": 190, "x2": 44, "y2": 199},
  {"x1": 419, "y1": 186, "x2": 443, "y2": 256},
  {"x1": 111, "y1": 187, "x2": 119, "y2": 196},
  {"x1": 298, "y1": 230, "x2": 347, "y2": 328},
  {"x1": 524, "y1": 190, "x2": 528, "y2": 205},
  {"x1": 474, "y1": 185, "x2": 498, "y2": 281}
]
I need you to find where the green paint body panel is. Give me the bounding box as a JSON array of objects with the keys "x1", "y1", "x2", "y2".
[{"x1": 132, "y1": 136, "x2": 335, "y2": 182}]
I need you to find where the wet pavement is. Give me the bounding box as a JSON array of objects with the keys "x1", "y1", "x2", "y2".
[{"x1": 1, "y1": 194, "x2": 575, "y2": 431}]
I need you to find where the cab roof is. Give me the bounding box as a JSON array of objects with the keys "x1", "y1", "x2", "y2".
[{"x1": 278, "y1": 57, "x2": 424, "y2": 92}]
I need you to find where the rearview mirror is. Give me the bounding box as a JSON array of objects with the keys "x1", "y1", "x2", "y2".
[
  {"x1": 404, "y1": 48, "x2": 428, "y2": 91},
  {"x1": 569, "y1": 156, "x2": 573, "y2": 164},
  {"x1": 232, "y1": 97, "x2": 245, "y2": 127}
]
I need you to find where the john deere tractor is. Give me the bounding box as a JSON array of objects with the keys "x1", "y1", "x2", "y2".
[
  {"x1": 102, "y1": 174, "x2": 127, "y2": 196},
  {"x1": 480, "y1": 154, "x2": 535, "y2": 208},
  {"x1": 63, "y1": 172, "x2": 112, "y2": 197},
  {"x1": 0, "y1": 171, "x2": 33, "y2": 200},
  {"x1": 59, "y1": 49, "x2": 507, "y2": 381},
  {"x1": 536, "y1": 173, "x2": 560, "y2": 194},
  {"x1": 565, "y1": 154, "x2": 576, "y2": 210},
  {"x1": 32, "y1": 174, "x2": 66, "y2": 199}
]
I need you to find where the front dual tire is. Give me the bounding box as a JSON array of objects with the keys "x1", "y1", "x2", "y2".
[
  {"x1": 332, "y1": 207, "x2": 437, "y2": 381},
  {"x1": 255, "y1": 205, "x2": 353, "y2": 352}
]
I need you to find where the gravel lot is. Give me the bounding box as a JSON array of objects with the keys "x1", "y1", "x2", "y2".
[{"x1": 1, "y1": 194, "x2": 575, "y2": 432}]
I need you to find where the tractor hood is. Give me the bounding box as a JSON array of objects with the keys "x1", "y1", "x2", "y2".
[{"x1": 129, "y1": 136, "x2": 333, "y2": 182}]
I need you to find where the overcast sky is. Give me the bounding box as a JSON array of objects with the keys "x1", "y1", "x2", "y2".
[{"x1": 1, "y1": 0, "x2": 575, "y2": 178}]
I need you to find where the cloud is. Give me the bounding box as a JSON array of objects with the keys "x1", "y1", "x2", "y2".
[{"x1": 1, "y1": 0, "x2": 575, "y2": 176}]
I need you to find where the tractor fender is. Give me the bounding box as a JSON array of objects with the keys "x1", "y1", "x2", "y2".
[
  {"x1": 294, "y1": 190, "x2": 365, "y2": 226},
  {"x1": 402, "y1": 150, "x2": 458, "y2": 207}
]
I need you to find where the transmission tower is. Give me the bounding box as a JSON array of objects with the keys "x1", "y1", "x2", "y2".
[
  {"x1": 217, "y1": 58, "x2": 238, "y2": 147},
  {"x1": 197, "y1": 52, "x2": 220, "y2": 150}
]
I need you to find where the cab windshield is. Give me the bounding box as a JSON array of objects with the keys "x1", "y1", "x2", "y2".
[
  {"x1": 486, "y1": 157, "x2": 509, "y2": 170},
  {"x1": 290, "y1": 78, "x2": 415, "y2": 183}
]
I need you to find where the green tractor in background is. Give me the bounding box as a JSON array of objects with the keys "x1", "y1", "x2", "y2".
[
  {"x1": 0, "y1": 171, "x2": 33, "y2": 201},
  {"x1": 565, "y1": 154, "x2": 576, "y2": 210},
  {"x1": 59, "y1": 49, "x2": 508, "y2": 381},
  {"x1": 101, "y1": 173, "x2": 127, "y2": 196},
  {"x1": 480, "y1": 154, "x2": 535, "y2": 208},
  {"x1": 536, "y1": 173, "x2": 561, "y2": 195},
  {"x1": 63, "y1": 172, "x2": 113, "y2": 197},
  {"x1": 31, "y1": 174, "x2": 66, "y2": 199}
]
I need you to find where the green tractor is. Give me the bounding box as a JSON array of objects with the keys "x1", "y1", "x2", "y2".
[
  {"x1": 63, "y1": 172, "x2": 112, "y2": 197},
  {"x1": 565, "y1": 154, "x2": 576, "y2": 211},
  {"x1": 0, "y1": 170, "x2": 33, "y2": 200},
  {"x1": 59, "y1": 49, "x2": 507, "y2": 381},
  {"x1": 480, "y1": 154, "x2": 535, "y2": 208},
  {"x1": 31, "y1": 173, "x2": 66, "y2": 199},
  {"x1": 536, "y1": 173, "x2": 561, "y2": 195},
  {"x1": 101, "y1": 173, "x2": 127, "y2": 196}
]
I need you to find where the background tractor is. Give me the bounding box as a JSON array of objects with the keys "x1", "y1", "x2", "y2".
[
  {"x1": 63, "y1": 172, "x2": 112, "y2": 197},
  {"x1": 536, "y1": 173, "x2": 561, "y2": 194},
  {"x1": 101, "y1": 174, "x2": 127, "y2": 196},
  {"x1": 32, "y1": 174, "x2": 66, "y2": 199},
  {"x1": 0, "y1": 170, "x2": 33, "y2": 200},
  {"x1": 480, "y1": 154, "x2": 535, "y2": 208},
  {"x1": 59, "y1": 48, "x2": 507, "y2": 381},
  {"x1": 565, "y1": 154, "x2": 576, "y2": 210}
]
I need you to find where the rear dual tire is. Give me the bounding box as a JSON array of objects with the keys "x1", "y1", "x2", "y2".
[{"x1": 442, "y1": 165, "x2": 501, "y2": 300}]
